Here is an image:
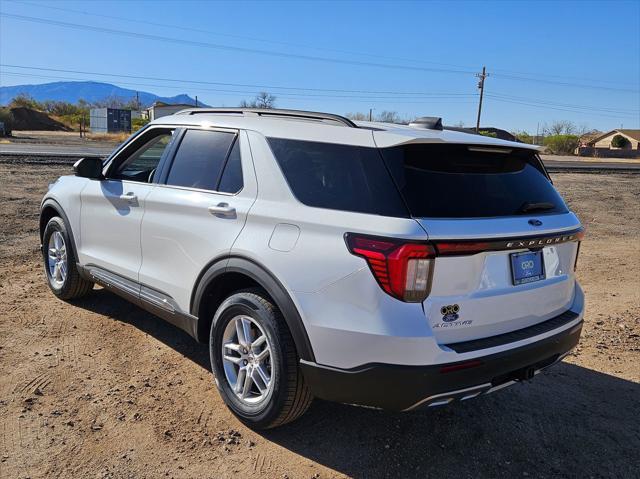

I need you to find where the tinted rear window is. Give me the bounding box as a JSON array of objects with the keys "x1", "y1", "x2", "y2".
[
  {"x1": 166, "y1": 129, "x2": 235, "y2": 191},
  {"x1": 381, "y1": 144, "x2": 568, "y2": 218},
  {"x1": 268, "y1": 138, "x2": 408, "y2": 217}
]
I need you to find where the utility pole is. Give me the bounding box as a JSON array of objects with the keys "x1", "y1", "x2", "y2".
[
  {"x1": 135, "y1": 91, "x2": 140, "y2": 111},
  {"x1": 195, "y1": 95, "x2": 199, "y2": 107},
  {"x1": 369, "y1": 108, "x2": 373, "y2": 121},
  {"x1": 475, "y1": 66, "x2": 488, "y2": 133}
]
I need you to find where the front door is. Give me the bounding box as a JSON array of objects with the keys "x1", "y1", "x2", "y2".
[{"x1": 78, "y1": 127, "x2": 176, "y2": 281}]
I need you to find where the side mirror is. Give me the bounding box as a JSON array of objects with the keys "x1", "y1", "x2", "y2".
[{"x1": 73, "y1": 157, "x2": 104, "y2": 179}]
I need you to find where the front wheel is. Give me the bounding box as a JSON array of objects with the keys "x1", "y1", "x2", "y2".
[
  {"x1": 42, "y1": 216, "x2": 93, "y2": 300},
  {"x1": 209, "y1": 290, "x2": 312, "y2": 429}
]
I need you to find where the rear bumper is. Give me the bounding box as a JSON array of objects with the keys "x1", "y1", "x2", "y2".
[{"x1": 300, "y1": 319, "x2": 582, "y2": 411}]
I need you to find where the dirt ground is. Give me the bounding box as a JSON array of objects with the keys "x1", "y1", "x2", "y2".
[{"x1": 0, "y1": 162, "x2": 638, "y2": 479}]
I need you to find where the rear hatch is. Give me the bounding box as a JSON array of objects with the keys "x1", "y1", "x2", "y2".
[{"x1": 377, "y1": 141, "x2": 582, "y2": 345}]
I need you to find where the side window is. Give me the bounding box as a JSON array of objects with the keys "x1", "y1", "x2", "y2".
[
  {"x1": 218, "y1": 139, "x2": 243, "y2": 193},
  {"x1": 113, "y1": 129, "x2": 174, "y2": 183},
  {"x1": 267, "y1": 138, "x2": 408, "y2": 217},
  {"x1": 166, "y1": 129, "x2": 236, "y2": 191}
]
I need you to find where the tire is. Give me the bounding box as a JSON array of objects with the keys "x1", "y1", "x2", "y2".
[
  {"x1": 209, "y1": 289, "x2": 313, "y2": 429},
  {"x1": 42, "y1": 216, "x2": 93, "y2": 300}
]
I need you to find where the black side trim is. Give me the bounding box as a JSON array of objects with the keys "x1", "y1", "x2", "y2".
[
  {"x1": 190, "y1": 256, "x2": 315, "y2": 362},
  {"x1": 445, "y1": 309, "x2": 580, "y2": 353},
  {"x1": 40, "y1": 199, "x2": 78, "y2": 253},
  {"x1": 300, "y1": 320, "x2": 582, "y2": 411},
  {"x1": 79, "y1": 265, "x2": 199, "y2": 338}
]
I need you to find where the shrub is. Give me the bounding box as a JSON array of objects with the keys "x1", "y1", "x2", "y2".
[
  {"x1": 611, "y1": 134, "x2": 630, "y2": 148},
  {"x1": 478, "y1": 130, "x2": 497, "y2": 138},
  {"x1": 543, "y1": 134, "x2": 579, "y2": 155},
  {"x1": 132, "y1": 117, "x2": 150, "y2": 132},
  {"x1": 512, "y1": 130, "x2": 533, "y2": 144}
]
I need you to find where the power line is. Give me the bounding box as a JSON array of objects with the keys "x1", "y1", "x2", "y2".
[
  {"x1": 2, "y1": 12, "x2": 638, "y2": 94},
  {"x1": 0, "y1": 71, "x2": 478, "y2": 105},
  {"x1": 0, "y1": 13, "x2": 476, "y2": 76},
  {"x1": 2, "y1": 64, "x2": 635, "y2": 117},
  {"x1": 485, "y1": 95, "x2": 638, "y2": 120},
  {"x1": 0, "y1": 64, "x2": 475, "y2": 97},
  {"x1": 487, "y1": 93, "x2": 639, "y2": 114},
  {"x1": 7, "y1": 0, "x2": 478, "y2": 73},
  {"x1": 9, "y1": 0, "x2": 638, "y2": 89}
]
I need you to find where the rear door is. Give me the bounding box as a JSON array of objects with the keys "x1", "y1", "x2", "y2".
[
  {"x1": 79, "y1": 127, "x2": 176, "y2": 281},
  {"x1": 379, "y1": 142, "x2": 582, "y2": 344},
  {"x1": 138, "y1": 128, "x2": 257, "y2": 312}
]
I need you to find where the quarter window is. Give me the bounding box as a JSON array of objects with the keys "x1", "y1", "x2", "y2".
[{"x1": 166, "y1": 129, "x2": 236, "y2": 191}]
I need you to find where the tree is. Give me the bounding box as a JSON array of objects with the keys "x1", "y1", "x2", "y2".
[
  {"x1": 377, "y1": 110, "x2": 400, "y2": 123},
  {"x1": 544, "y1": 120, "x2": 576, "y2": 136},
  {"x1": 9, "y1": 93, "x2": 40, "y2": 110},
  {"x1": 611, "y1": 134, "x2": 630, "y2": 148},
  {"x1": 543, "y1": 134, "x2": 579, "y2": 155},
  {"x1": 239, "y1": 92, "x2": 276, "y2": 109},
  {"x1": 345, "y1": 112, "x2": 368, "y2": 121}
]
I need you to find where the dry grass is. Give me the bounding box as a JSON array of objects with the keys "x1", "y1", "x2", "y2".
[{"x1": 85, "y1": 132, "x2": 132, "y2": 142}]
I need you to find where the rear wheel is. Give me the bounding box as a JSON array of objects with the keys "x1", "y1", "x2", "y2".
[
  {"x1": 210, "y1": 290, "x2": 312, "y2": 429},
  {"x1": 42, "y1": 216, "x2": 93, "y2": 300}
]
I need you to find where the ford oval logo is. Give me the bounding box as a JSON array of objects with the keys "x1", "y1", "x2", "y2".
[{"x1": 528, "y1": 219, "x2": 543, "y2": 226}]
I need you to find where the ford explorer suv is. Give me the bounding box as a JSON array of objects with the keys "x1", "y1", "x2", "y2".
[{"x1": 40, "y1": 108, "x2": 584, "y2": 429}]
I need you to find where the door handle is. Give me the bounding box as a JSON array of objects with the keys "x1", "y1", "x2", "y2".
[
  {"x1": 208, "y1": 203, "x2": 236, "y2": 218},
  {"x1": 119, "y1": 193, "x2": 138, "y2": 204}
]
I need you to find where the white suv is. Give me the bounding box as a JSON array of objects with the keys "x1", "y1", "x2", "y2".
[{"x1": 40, "y1": 109, "x2": 585, "y2": 429}]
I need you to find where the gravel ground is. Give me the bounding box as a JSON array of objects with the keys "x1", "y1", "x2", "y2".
[{"x1": 0, "y1": 163, "x2": 638, "y2": 479}]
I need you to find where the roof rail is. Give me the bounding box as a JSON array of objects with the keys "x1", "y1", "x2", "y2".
[{"x1": 174, "y1": 107, "x2": 358, "y2": 128}]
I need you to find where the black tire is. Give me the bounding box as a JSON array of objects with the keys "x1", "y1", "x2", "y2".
[
  {"x1": 209, "y1": 289, "x2": 313, "y2": 429},
  {"x1": 42, "y1": 216, "x2": 93, "y2": 300}
]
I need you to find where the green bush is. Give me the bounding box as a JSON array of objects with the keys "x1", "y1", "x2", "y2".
[
  {"x1": 611, "y1": 134, "x2": 630, "y2": 148},
  {"x1": 512, "y1": 130, "x2": 533, "y2": 144},
  {"x1": 543, "y1": 134, "x2": 579, "y2": 155},
  {"x1": 132, "y1": 117, "x2": 150, "y2": 132},
  {"x1": 478, "y1": 130, "x2": 497, "y2": 138}
]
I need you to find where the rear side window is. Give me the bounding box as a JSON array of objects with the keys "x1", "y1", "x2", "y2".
[
  {"x1": 268, "y1": 138, "x2": 407, "y2": 217},
  {"x1": 166, "y1": 129, "x2": 236, "y2": 191},
  {"x1": 381, "y1": 144, "x2": 568, "y2": 218}
]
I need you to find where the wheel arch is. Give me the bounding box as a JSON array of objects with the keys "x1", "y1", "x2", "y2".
[
  {"x1": 40, "y1": 198, "x2": 79, "y2": 254},
  {"x1": 191, "y1": 256, "x2": 315, "y2": 362}
]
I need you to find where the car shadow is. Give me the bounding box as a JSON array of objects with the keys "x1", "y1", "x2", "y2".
[{"x1": 74, "y1": 289, "x2": 639, "y2": 478}]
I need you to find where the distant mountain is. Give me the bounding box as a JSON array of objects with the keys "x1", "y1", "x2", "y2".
[{"x1": 0, "y1": 81, "x2": 206, "y2": 108}]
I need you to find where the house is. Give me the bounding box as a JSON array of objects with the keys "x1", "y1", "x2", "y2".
[
  {"x1": 575, "y1": 129, "x2": 640, "y2": 158},
  {"x1": 146, "y1": 102, "x2": 198, "y2": 121}
]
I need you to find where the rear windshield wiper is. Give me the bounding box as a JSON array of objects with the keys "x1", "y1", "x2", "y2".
[{"x1": 518, "y1": 201, "x2": 555, "y2": 214}]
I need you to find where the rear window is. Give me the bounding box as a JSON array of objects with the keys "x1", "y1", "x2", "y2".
[
  {"x1": 380, "y1": 144, "x2": 568, "y2": 218},
  {"x1": 268, "y1": 138, "x2": 408, "y2": 217}
]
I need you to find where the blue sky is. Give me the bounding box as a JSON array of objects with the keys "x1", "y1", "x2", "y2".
[{"x1": 1, "y1": 0, "x2": 638, "y2": 132}]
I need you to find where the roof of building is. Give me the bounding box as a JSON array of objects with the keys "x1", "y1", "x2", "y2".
[
  {"x1": 588, "y1": 129, "x2": 640, "y2": 145},
  {"x1": 149, "y1": 108, "x2": 539, "y2": 150},
  {"x1": 149, "y1": 101, "x2": 197, "y2": 109}
]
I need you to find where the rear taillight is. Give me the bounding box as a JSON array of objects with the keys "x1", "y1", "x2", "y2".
[{"x1": 345, "y1": 234, "x2": 435, "y2": 302}]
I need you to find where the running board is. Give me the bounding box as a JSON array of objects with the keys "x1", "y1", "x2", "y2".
[{"x1": 80, "y1": 264, "x2": 199, "y2": 339}]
